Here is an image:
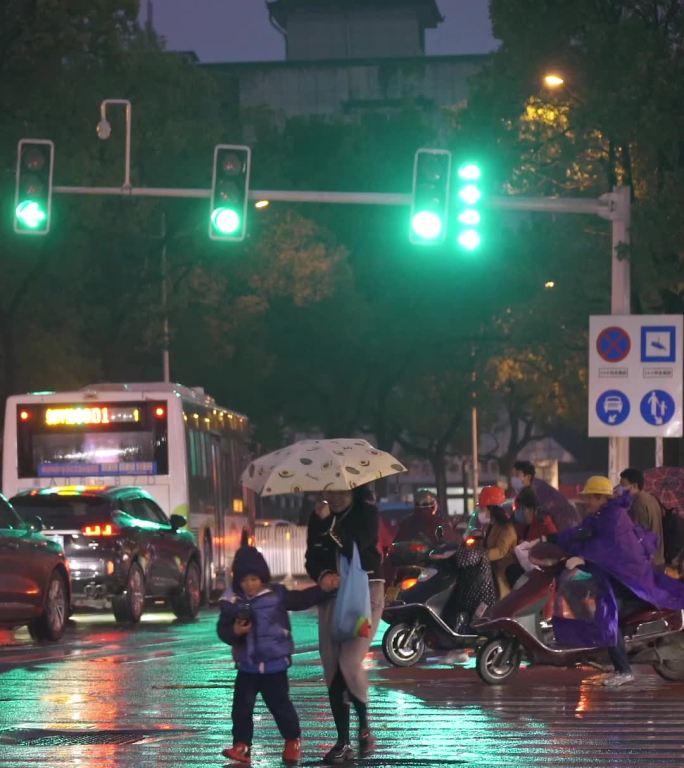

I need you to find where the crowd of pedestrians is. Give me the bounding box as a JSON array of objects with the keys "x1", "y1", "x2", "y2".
[{"x1": 215, "y1": 461, "x2": 684, "y2": 763}]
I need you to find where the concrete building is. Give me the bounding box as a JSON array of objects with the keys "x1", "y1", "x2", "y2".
[
  {"x1": 266, "y1": 0, "x2": 443, "y2": 60},
  {"x1": 204, "y1": 0, "x2": 487, "y2": 133}
]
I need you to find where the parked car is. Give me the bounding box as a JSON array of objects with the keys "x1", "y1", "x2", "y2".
[
  {"x1": 11, "y1": 486, "x2": 201, "y2": 624},
  {"x1": 0, "y1": 492, "x2": 70, "y2": 641}
]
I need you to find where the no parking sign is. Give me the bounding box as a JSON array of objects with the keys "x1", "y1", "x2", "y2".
[{"x1": 588, "y1": 315, "x2": 683, "y2": 437}]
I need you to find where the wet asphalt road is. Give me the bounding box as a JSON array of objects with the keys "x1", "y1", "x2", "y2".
[{"x1": 1, "y1": 609, "x2": 683, "y2": 768}]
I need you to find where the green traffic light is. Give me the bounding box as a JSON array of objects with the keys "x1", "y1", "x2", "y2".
[
  {"x1": 457, "y1": 229, "x2": 481, "y2": 250},
  {"x1": 211, "y1": 206, "x2": 241, "y2": 235},
  {"x1": 458, "y1": 209, "x2": 481, "y2": 226},
  {"x1": 458, "y1": 163, "x2": 481, "y2": 181},
  {"x1": 458, "y1": 184, "x2": 481, "y2": 206},
  {"x1": 15, "y1": 200, "x2": 47, "y2": 230},
  {"x1": 411, "y1": 211, "x2": 443, "y2": 241}
]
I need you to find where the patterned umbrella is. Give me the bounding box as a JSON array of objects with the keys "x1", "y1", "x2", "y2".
[
  {"x1": 644, "y1": 467, "x2": 684, "y2": 515},
  {"x1": 241, "y1": 438, "x2": 407, "y2": 497}
]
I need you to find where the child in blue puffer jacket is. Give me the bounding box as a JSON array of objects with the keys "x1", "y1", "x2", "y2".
[{"x1": 217, "y1": 545, "x2": 336, "y2": 766}]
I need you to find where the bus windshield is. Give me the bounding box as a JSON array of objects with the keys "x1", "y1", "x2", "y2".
[
  {"x1": 28, "y1": 430, "x2": 157, "y2": 477},
  {"x1": 16, "y1": 401, "x2": 168, "y2": 478}
]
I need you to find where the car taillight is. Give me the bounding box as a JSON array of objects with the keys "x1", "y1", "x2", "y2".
[
  {"x1": 400, "y1": 577, "x2": 418, "y2": 591},
  {"x1": 81, "y1": 523, "x2": 120, "y2": 537}
]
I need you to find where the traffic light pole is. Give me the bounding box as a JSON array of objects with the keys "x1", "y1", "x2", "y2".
[{"x1": 49, "y1": 180, "x2": 631, "y2": 480}]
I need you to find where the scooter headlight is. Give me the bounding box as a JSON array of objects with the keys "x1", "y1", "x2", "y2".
[{"x1": 400, "y1": 577, "x2": 418, "y2": 591}]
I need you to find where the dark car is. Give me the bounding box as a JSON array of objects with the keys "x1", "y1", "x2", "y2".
[
  {"x1": 11, "y1": 486, "x2": 201, "y2": 624},
  {"x1": 0, "y1": 492, "x2": 70, "y2": 641}
]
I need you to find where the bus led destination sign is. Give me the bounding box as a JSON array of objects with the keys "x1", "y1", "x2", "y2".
[{"x1": 44, "y1": 406, "x2": 141, "y2": 427}]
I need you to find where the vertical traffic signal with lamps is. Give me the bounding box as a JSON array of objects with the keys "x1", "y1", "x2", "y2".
[
  {"x1": 209, "y1": 144, "x2": 251, "y2": 242},
  {"x1": 14, "y1": 139, "x2": 55, "y2": 236},
  {"x1": 454, "y1": 161, "x2": 483, "y2": 251},
  {"x1": 409, "y1": 148, "x2": 451, "y2": 245}
]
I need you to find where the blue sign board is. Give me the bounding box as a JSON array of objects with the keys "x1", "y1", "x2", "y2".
[
  {"x1": 641, "y1": 326, "x2": 676, "y2": 363},
  {"x1": 639, "y1": 390, "x2": 675, "y2": 426},
  {"x1": 596, "y1": 390, "x2": 630, "y2": 426}
]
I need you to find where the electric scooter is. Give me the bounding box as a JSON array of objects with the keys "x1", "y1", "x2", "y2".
[
  {"x1": 472, "y1": 546, "x2": 684, "y2": 685},
  {"x1": 381, "y1": 532, "x2": 496, "y2": 667}
]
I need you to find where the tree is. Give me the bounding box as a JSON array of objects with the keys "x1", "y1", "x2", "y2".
[{"x1": 0, "y1": 1, "x2": 229, "y2": 415}]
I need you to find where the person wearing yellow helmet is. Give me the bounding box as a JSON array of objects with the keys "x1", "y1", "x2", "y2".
[{"x1": 555, "y1": 475, "x2": 684, "y2": 688}]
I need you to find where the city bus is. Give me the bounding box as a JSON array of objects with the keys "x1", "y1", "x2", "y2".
[{"x1": 1, "y1": 382, "x2": 255, "y2": 599}]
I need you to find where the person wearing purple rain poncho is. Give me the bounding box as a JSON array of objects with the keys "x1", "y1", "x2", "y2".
[{"x1": 554, "y1": 476, "x2": 684, "y2": 687}]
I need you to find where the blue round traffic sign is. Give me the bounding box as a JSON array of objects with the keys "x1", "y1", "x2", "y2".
[
  {"x1": 596, "y1": 390, "x2": 630, "y2": 426},
  {"x1": 640, "y1": 390, "x2": 675, "y2": 426},
  {"x1": 596, "y1": 326, "x2": 631, "y2": 363}
]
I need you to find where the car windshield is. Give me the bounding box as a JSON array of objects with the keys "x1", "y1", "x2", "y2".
[{"x1": 11, "y1": 495, "x2": 110, "y2": 530}]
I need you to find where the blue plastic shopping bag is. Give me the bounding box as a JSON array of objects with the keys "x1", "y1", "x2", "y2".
[{"x1": 333, "y1": 543, "x2": 371, "y2": 641}]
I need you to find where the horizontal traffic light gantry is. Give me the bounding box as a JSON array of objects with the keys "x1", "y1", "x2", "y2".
[
  {"x1": 454, "y1": 161, "x2": 483, "y2": 251},
  {"x1": 409, "y1": 148, "x2": 452, "y2": 245},
  {"x1": 14, "y1": 139, "x2": 55, "y2": 236},
  {"x1": 209, "y1": 144, "x2": 251, "y2": 242}
]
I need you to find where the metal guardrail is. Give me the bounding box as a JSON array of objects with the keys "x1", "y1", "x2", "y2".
[{"x1": 254, "y1": 523, "x2": 308, "y2": 579}]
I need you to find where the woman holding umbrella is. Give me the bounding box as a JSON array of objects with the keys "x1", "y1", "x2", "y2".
[
  {"x1": 241, "y1": 438, "x2": 406, "y2": 763},
  {"x1": 305, "y1": 484, "x2": 383, "y2": 764}
]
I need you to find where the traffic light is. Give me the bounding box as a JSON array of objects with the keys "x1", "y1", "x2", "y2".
[
  {"x1": 14, "y1": 139, "x2": 54, "y2": 236},
  {"x1": 409, "y1": 148, "x2": 451, "y2": 245},
  {"x1": 209, "y1": 144, "x2": 251, "y2": 241},
  {"x1": 454, "y1": 161, "x2": 483, "y2": 251}
]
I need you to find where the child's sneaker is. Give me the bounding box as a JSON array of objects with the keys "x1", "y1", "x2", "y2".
[
  {"x1": 222, "y1": 742, "x2": 251, "y2": 765},
  {"x1": 282, "y1": 738, "x2": 301, "y2": 765},
  {"x1": 323, "y1": 742, "x2": 354, "y2": 764},
  {"x1": 358, "y1": 728, "x2": 376, "y2": 757}
]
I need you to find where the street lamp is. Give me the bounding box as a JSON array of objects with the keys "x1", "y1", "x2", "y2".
[
  {"x1": 539, "y1": 73, "x2": 632, "y2": 477},
  {"x1": 96, "y1": 99, "x2": 132, "y2": 190},
  {"x1": 542, "y1": 73, "x2": 565, "y2": 89}
]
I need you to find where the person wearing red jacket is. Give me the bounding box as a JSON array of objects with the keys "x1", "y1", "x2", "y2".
[{"x1": 393, "y1": 489, "x2": 456, "y2": 546}]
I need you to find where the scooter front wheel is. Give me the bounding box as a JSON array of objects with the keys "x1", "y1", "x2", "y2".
[
  {"x1": 476, "y1": 637, "x2": 521, "y2": 685},
  {"x1": 382, "y1": 622, "x2": 426, "y2": 667}
]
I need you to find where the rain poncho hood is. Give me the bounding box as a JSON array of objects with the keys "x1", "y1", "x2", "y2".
[{"x1": 533, "y1": 478, "x2": 581, "y2": 531}]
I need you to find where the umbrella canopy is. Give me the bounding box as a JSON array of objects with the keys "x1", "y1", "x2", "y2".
[
  {"x1": 241, "y1": 438, "x2": 407, "y2": 496},
  {"x1": 644, "y1": 467, "x2": 684, "y2": 515}
]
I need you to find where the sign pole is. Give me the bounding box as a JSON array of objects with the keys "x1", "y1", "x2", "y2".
[{"x1": 608, "y1": 187, "x2": 631, "y2": 482}]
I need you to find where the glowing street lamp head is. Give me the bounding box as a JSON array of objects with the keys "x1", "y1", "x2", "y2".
[
  {"x1": 211, "y1": 207, "x2": 241, "y2": 235},
  {"x1": 543, "y1": 73, "x2": 565, "y2": 89},
  {"x1": 411, "y1": 210, "x2": 443, "y2": 241}
]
